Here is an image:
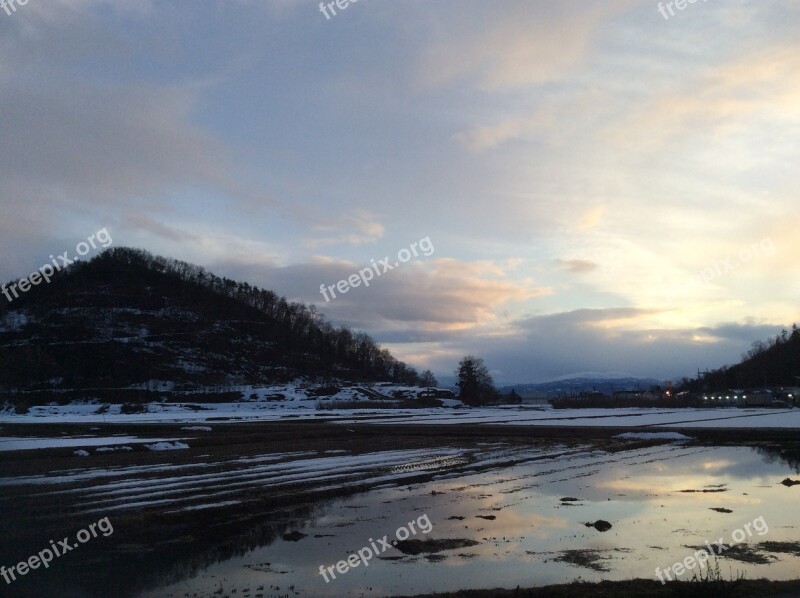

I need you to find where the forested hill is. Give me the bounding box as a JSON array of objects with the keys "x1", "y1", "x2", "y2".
[
  {"x1": 0, "y1": 247, "x2": 421, "y2": 401},
  {"x1": 684, "y1": 326, "x2": 800, "y2": 391}
]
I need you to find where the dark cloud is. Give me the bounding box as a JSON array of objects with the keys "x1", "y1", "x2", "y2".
[{"x1": 422, "y1": 311, "x2": 786, "y2": 384}]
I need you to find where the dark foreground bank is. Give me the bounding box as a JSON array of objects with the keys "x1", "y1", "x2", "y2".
[{"x1": 401, "y1": 578, "x2": 800, "y2": 598}]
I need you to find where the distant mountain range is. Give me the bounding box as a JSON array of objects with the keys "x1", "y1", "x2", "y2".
[{"x1": 500, "y1": 375, "x2": 665, "y2": 397}]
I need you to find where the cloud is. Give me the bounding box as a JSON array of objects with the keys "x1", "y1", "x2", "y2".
[
  {"x1": 578, "y1": 205, "x2": 607, "y2": 231},
  {"x1": 6, "y1": 0, "x2": 155, "y2": 24},
  {"x1": 306, "y1": 211, "x2": 385, "y2": 247},
  {"x1": 516, "y1": 308, "x2": 657, "y2": 333},
  {"x1": 120, "y1": 214, "x2": 200, "y2": 243},
  {"x1": 454, "y1": 118, "x2": 535, "y2": 153},
  {"x1": 606, "y1": 44, "x2": 800, "y2": 154},
  {"x1": 451, "y1": 310, "x2": 787, "y2": 383},
  {"x1": 0, "y1": 82, "x2": 234, "y2": 205},
  {"x1": 208, "y1": 256, "x2": 550, "y2": 335},
  {"x1": 558, "y1": 259, "x2": 599, "y2": 274},
  {"x1": 417, "y1": 0, "x2": 635, "y2": 91}
]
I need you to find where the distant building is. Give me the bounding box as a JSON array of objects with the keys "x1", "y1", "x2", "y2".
[
  {"x1": 418, "y1": 388, "x2": 456, "y2": 400},
  {"x1": 777, "y1": 387, "x2": 800, "y2": 404},
  {"x1": 702, "y1": 390, "x2": 775, "y2": 407},
  {"x1": 612, "y1": 390, "x2": 661, "y2": 400},
  {"x1": 612, "y1": 390, "x2": 643, "y2": 399},
  {"x1": 703, "y1": 391, "x2": 739, "y2": 406},
  {"x1": 742, "y1": 391, "x2": 774, "y2": 407},
  {"x1": 518, "y1": 391, "x2": 550, "y2": 405}
]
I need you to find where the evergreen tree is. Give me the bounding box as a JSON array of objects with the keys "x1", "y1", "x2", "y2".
[{"x1": 455, "y1": 355, "x2": 495, "y2": 406}]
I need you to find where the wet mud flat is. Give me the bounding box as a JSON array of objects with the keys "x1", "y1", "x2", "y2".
[{"x1": 1, "y1": 422, "x2": 800, "y2": 597}]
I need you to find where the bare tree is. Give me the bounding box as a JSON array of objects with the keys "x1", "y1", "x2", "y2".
[{"x1": 419, "y1": 369, "x2": 438, "y2": 387}]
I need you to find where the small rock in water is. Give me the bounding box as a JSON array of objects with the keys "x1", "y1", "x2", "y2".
[
  {"x1": 282, "y1": 531, "x2": 307, "y2": 542},
  {"x1": 584, "y1": 520, "x2": 613, "y2": 532}
]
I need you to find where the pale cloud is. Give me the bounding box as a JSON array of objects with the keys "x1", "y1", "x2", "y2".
[
  {"x1": 578, "y1": 205, "x2": 607, "y2": 231},
  {"x1": 0, "y1": 79, "x2": 249, "y2": 276},
  {"x1": 518, "y1": 308, "x2": 657, "y2": 332},
  {"x1": 211, "y1": 256, "x2": 550, "y2": 335},
  {"x1": 0, "y1": 82, "x2": 234, "y2": 206},
  {"x1": 418, "y1": 0, "x2": 635, "y2": 91},
  {"x1": 607, "y1": 45, "x2": 800, "y2": 153},
  {"x1": 306, "y1": 211, "x2": 385, "y2": 247},
  {"x1": 454, "y1": 116, "x2": 549, "y2": 153},
  {"x1": 454, "y1": 118, "x2": 531, "y2": 153},
  {"x1": 120, "y1": 214, "x2": 200, "y2": 244},
  {"x1": 7, "y1": 0, "x2": 155, "y2": 29},
  {"x1": 130, "y1": 226, "x2": 283, "y2": 270}
]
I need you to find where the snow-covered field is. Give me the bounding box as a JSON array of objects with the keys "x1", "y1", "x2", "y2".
[
  {"x1": 0, "y1": 435, "x2": 189, "y2": 451},
  {"x1": 0, "y1": 445, "x2": 505, "y2": 514},
  {"x1": 330, "y1": 406, "x2": 800, "y2": 428},
  {"x1": 2, "y1": 402, "x2": 799, "y2": 428},
  {"x1": 0, "y1": 382, "x2": 455, "y2": 422}
]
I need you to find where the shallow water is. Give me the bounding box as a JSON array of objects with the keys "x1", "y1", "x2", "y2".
[{"x1": 140, "y1": 441, "x2": 800, "y2": 597}]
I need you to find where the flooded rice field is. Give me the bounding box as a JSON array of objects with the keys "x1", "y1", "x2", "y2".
[{"x1": 1, "y1": 424, "x2": 799, "y2": 597}]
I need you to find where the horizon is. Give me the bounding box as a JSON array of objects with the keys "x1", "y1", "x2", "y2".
[
  {"x1": 2, "y1": 244, "x2": 784, "y2": 387},
  {"x1": 1, "y1": 1, "x2": 797, "y2": 386}
]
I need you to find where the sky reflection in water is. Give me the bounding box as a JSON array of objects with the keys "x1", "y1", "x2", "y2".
[{"x1": 142, "y1": 442, "x2": 800, "y2": 597}]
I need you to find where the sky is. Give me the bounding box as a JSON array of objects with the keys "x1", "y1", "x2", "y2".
[{"x1": 1, "y1": 0, "x2": 798, "y2": 385}]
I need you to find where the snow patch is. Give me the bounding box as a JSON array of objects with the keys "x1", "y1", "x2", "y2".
[
  {"x1": 144, "y1": 441, "x2": 189, "y2": 451},
  {"x1": 615, "y1": 432, "x2": 693, "y2": 441},
  {"x1": 0, "y1": 310, "x2": 30, "y2": 332},
  {"x1": 0, "y1": 436, "x2": 182, "y2": 451},
  {"x1": 172, "y1": 500, "x2": 242, "y2": 512}
]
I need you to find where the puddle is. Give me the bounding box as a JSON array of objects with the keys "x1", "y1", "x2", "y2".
[{"x1": 137, "y1": 441, "x2": 800, "y2": 597}]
